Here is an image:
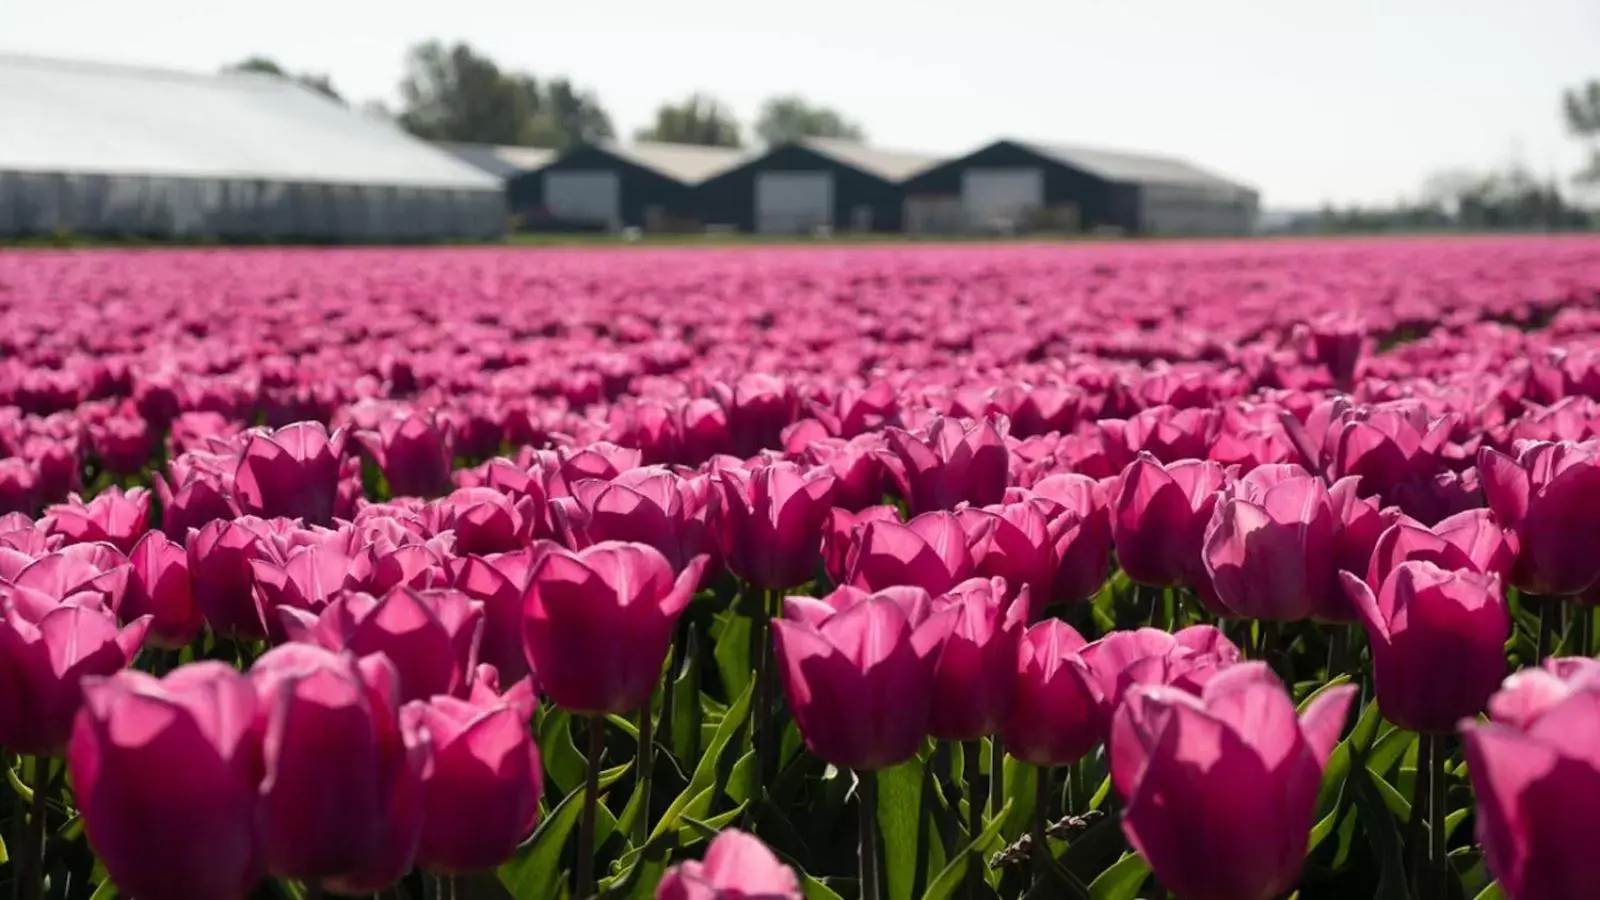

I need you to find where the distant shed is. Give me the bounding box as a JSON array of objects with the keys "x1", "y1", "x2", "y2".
[
  {"x1": 696, "y1": 138, "x2": 943, "y2": 234},
  {"x1": 509, "y1": 141, "x2": 749, "y2": 231},
  {"x1": 436, "y1": 143, "x2": 556, "y2": 181},
  {"x1": 900, "y1": 139, "x2": 1259, "y2": 236}
]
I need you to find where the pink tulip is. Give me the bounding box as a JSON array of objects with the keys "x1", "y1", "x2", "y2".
[
  {"x1": 822, "y1": 505, "x2": 900, "y2": 586},
  {"x1": 1486, "y1": 656, "x2": 1600, "y2": 730},
  {"x1": 1341, "y1": 560, "x2": 1508, "y2": 732},
  {"x1": 187, "y1": 517, "x2": 279, "y2": 641},
  {"x1": 928, "y1": 577, "x2": 1026, "y2": 741},
  {"x1": 429, "y1": 487, "x2": 539, "y2": 555},
  {"x1": 552, "y1": 467, "x2": 710, "y2": 571},
  {"x1": 69, "y1": 664, "x2": 264, "y2": 900},
  {"x1": 846, "y1": 510, "x2": 975, "y2": 596},
  {"x1": 656, "y1": 829, "x2": 802, "y2": 900},
  {"x1": 1461, "y1": 676, "x2": 1600, "y2": 900},
  {"x1": 1005, "y1": 619, "x2": 1101, "y2": 766},
  {"x1": 1112, "y1": 663, "x2": 1354, "y2": 900},
  {"x1": 233, "y1": 422, "x2": 347, "y2": 525},
  {"x1": 714, "y1": 463, "x2": 835, "y2": 590},
  {"x1": 1078, "y1": 625, "x2": 1242, "y2": 732},
  {"x1": 522, "y1": 543, "x2": 708, "y2": 714},
  {"x1": 42, "y1": 486, "x2": 150, "y2": 554},
  {"x1": 1479, "y1": 441, "x2": 1600, "y2": 595},
  {"x1": 122, "y1": 531, "x2": 204, "y2": 648},
  {"x1": 448, "y1": 545, "x2": 558, "y2": 685},
  {"x1": 358, "y1": 413, "x2": 455, "y2": 498},
  {"x1": 885, "y1": 416, "x2": 1010, "y2": 514},
  {"x1": 1112, "y1": 455, "x2": 1230, "y2": 589},
  {"x1": 773, "y1": 587, "x2": 954, "y2": 770},
  {"x1": 1202, "y1": 464, "x2": 1335, "y2": 621},
  {"x1": 1030, "y1": 474, "x2": 1113, "y2": 607}
]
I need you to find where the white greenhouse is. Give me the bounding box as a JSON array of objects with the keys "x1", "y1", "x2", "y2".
[{"x1": 0, "y1": 53, "x2": 505, "y2": 241}]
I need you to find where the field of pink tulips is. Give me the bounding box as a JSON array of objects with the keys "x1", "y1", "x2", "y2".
[{"x1": 2, "y1": 236, "x2": 1600, "y2": 900}]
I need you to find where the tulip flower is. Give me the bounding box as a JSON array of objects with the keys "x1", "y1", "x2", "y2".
[
  {"x1": 68, "y1": 664, "x2": 264, "y2": 900},
  {"x1": 846, "y1": 511, "x2": 975, "y2": 596},
  {"x1": 1461, "y1": 681, "x2": 1600, "y2": 900},
  {"x1": 122, "y1": 531, "x2": 204, "y2": 648},
  {"x1": 1341, "y1": 560, "x2": 1508, "y2": 732},
  {"x1": 713, "y1": 373, "x2": 800, "y2": 457},
  {"x1": 1328, "y1": 403, "x2": 1453, "y2": 520},
  {"x1": 1077, "y1": 626, "x2": 1242, "y2": 728},
  {"x1": 402, "y1": 670, "x2": 542, "y2": 873},
  {"x1": 959, "y1": 501, "x2": 1055, "y2": 617},
  {"x1": 250, "y1": 543, "x2": 361, "y2": 633},
  {"x1": 1005, "y1": 619, "x2": 1101, "y2": 766},
  {"x1": 1030, "y1": 474, "x2": 1113, "y2": 607},
  {"x1": 1112, "y1": 455, "x2": 1230, "y2": 588},
  {"x1": 822, "y1": 505, "x2": 900, "y2": 586},
  {"x1": 656, "y1": 829, "x2": 803, "y2": 900},
  {"x1": 0, "y1": 596, "x2": 149, "y2": 755},
  {"x1": 42, "y1": 486, "x2": 150, "y2": 554},
  {"x1": 357, "y1": 413, "x2": 455, "y2": 498},
  {"x1": 522, "y1": 542, "x2": 708, "y2": 715},
  {"x1": 278, "y1": 587, "x2": 485, "y2": 705},
  {"x1": 928, "y1": 577, "x2": 1026, "y2": 741},
  {"x1": 799, "y1": 435, "x2": 891, "y2": 512},
  {"x1": 773, "y1": 587, "x2": 955, "y2": 770},
  {"x1": 1485, "y1": 656, "x2": 1600, "y2": 730},
  {"x1": 250, "y1": 645, "x2": 423, "y2": 887},
  {"x1": 153, "y1": 465, "x2": 237, "y2": 540},
  {"x1": 448, "y1": 545, "x2": 558, "y2": 685},
  {"x1": 552, "y1": 467, "x2": 710, "y2": 571},
  {"x1": 1201, "y1": 465, "x2": 1335, "y2": 621},
  {"x1": 885, "y1": 416, "x2": 1010, "y2": 514},
  {"x1": 429, "y1": 486, "x2": 539, "y2": 555},
  {"x1": 1112, "y1": 663, "x2": 1354, "y2": 900},
  {"x1": 714, "y1": 463, "x2": 835, "y2": 590},
  {"x1": 1366, "y1": 510, "x2": 1516, "y2": 589},
  {"x1": 187, "y1": 517, "x2": 279, "y2": 641},
  {"x1": 1320, "y1": 475, "x2": 1392, "y2": 621},
  {"x1": 233, "y1": 422, "x2": 347, "y2": 525},
  {"x1": 1479, "y1": 441, "x2": 1600, "y2": 595},
  {"x1": 7, "y1": 543, "x2": 131, "y2": 612},
  {"x1": 1122, "y1": 405, "x2": 1218, "y2": 464}
]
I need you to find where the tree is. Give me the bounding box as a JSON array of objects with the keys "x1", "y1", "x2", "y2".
[
  {"x1": 1562, "y1": 80, "x2": 1600, "y2": 184},
  {"x1": 225, "y1": 56, "x2": 343, "y2": 103},
  {"x1": 394, "y1": 41, "x2": 612, "y2": 149},
  {"x1": 634, "y1": 94, "x2": 743, "y2": 148},
  {"x1": 754, "y1": 95, "x2": 865, "y2": 146}
]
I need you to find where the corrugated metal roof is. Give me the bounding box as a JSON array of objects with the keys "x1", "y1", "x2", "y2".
[
  {"x1": 437, "y1": 142, "x2": 556, "y2": 179},
  {"x1": 800, "y1": 138, "x2": 942, "y2": 182},
  {"x1": 605, "y1": 141, "x2": 752, "y2": 184},
  {"x1": 1014, "y1": 139, "x2": 1252, "y2": 192},
  {"x1": 0, "y1": 53, "x2": 499, "y2": 190}
]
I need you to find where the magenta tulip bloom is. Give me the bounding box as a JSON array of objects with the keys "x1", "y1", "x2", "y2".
[
  {"x1": 1030, "y1": 474, "x2": 1113, "y2": 606},
  {"x1": 522, "y1": 543, "x2": 708, "y2": 714},
  {"x1": 847, "y1": 511, "x2": 975, "y2": 595},
  {"x1": 1005, "y1": 619, "x2": 1101, "y2": 766},
  {"x1": 1486, "y1": 656, "x2": 1600, "y2": 730},
  {"x1": 403, "y1": 672, "x2": 541, "y2": 873},
  {"x1": 886, "y1": 416, "x2": 1010, "y2": 514},
  {"x1": 1112, "y1": 663, "x2": 1354, "y2": 900},
  {"x1": 1202, "y1": 465, "x2": 1335, "y2": 621},
  {"x1": 552, "y1": 467, "x2": 709, "y2": 571},
  {"x1": 42, "y1": 486, "x2": 150, "y2": 554},
  {"x1": 358, "y1": 413, "x2": 455, "y2": 499},
  {"x1": 7, "y1": 543, "x2": 131, "y2": 613},
  {"x1": 1078, "y1": 625, "x2": 1242, "y2": 732},
  {"x1": 714, "y1": 462, "x2": 835, "y2": 590},
  {"x1": 279, "y1": 587, "x2": 484, "y2": 705},
  {"x1": 153, "y1": 466, "x2": 237, "y2": 539},
  {"x1": 1479, "y1": 441, "x2": 1600, "y2": 595},
  {"x1": 713, "y1": 373, "x2": 801, "y2": 457},
  {"x1": 430, "y1": 487, "x2": 539, "y2": 555},
  {"x1": 960, "y1": 501, "x2": 1055, "y2": 617},
  {"x1": 928, "y1": 577, "x2": 1025, "y2": 741},
  {"x1": 1366, "y1": 510, "x2": 1515, "y2": 589},
  {"x1": 1321, "y1": 475, "x2": 1392, "y2": 621},
  {"x1": 822, "y1": 505, "x2": 900, "y2": 586},
  {"x1": 0, "y1": 459, "x2": 39, "y2": 515},
  {"x1": 122, "y1": 531, "x2": 204, "y2": 648},
  {"x1": 69, "y1": 664, "x2": 264, "y2": 900},
  {"x1": 773, "y1": 588, "x2": 954, "y2": 770},
  {"x1": 233, "y1": 423, "x2": 347, "y2": 525},
  {"x1": 1329, "y1": 404, "x2": 1452, "y2": 512},
  {"x1": 1112, "y1": 455, "x2": 1229, "y2": 588},
  {"x1": 187, "y1": 517, "x2": 278, "y2": 641},
  {"x1": 1341, "y1": 560, "x2": 1508, "y2": 732},
  {"x1": 657, "y1": 829, "x2": 803, "y2": 900},
  {"x1": 0, "y1": 596, "x2": 149, "y2": 755},
  {"x1": 250, "y1": 543, "x2": 361, "y2": 634},
  {"x1": 250, "y1": 645, "x2": 423, "y2": 885},
  {"x1": 1461, "y1": 682, "x2": 1600, "y2": 900},
  {"x1": 449, "y1": 545, "x2": 558, "y2": 685}
]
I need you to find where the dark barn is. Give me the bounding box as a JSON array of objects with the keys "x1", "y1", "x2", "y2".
[
  {"x1": 507, "y1": 141, "x2": 747, "y2": 232},
  {"x1": 900, "y1": 139, "x2": 1259, "y2": 236},
  {"x1": 695, "y1": 138, "x2": 942, "y2": 234}
]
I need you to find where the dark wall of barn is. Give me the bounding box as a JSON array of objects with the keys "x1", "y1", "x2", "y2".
[
  {"x1": 506, "y1": 146, "x2": 699, "y2": 229},
  {"x1": 696, "y1": 146, "x2": 909, "y2": 233},
  {"x1": 900, "y1": 141, "x2": 1130, "y2": 232}
]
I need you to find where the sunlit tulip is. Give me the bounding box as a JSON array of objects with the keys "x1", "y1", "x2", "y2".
[
  {"x1": 714, "y1": 463, "x2": 835, "y2": 590},
  {"x1": 42, "y1": 486, "x2": 150, "y2": 554},
  {"x1": 1112, "y1": 455, "x2": 1230, "y2": 588},
  {"x1": 1202, "y1": 465, "x2": 1334, "y2": 621},
  {"x1": 846, "y1": 510, "x2": 975, "y2": 595},
  {"x1": 657, "y1": 829, "x2": 803, "y2": 900},
  {"x1": 927, "y1": 577, "x2": 1025, "y2": 741},
  {"x1": 233, "y1": 422, "x2": 346, "y2": 525},
  {"x1": 357, "y1": 413, "x2": 455, "y2": 499},
  {"x1": 1005, "y1": 619, "x2": 1101, "y2": 766},
  {"x1": 122, "y1": 531, "x2": 204, "y2": 648},
  {"x1": 1479, "y1": 441, "x2": 1600, "y2": 595},
  {"x1": 885, "y1": 416, "x2": 1009, "y2": 514}
]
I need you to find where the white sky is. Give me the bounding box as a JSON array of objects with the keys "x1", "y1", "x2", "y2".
[{"x1": 7, "y1": 0, "x2": 1599, "y2": 208}]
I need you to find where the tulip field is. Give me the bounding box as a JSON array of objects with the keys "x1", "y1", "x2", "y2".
[{"x1": 3, "y1": 236, "x2": 1600, "y2": 900}]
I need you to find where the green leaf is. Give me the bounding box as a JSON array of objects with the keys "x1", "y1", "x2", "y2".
[
  {"x1": 1368, "y1": 726, "x2": 1415, "y2": 779},
  {"x1": 7, "y1": 765, "x2": 34, "y2": 803},
  {"x1": 1367, "y1": 764, "x2": 1411, "y2": 820},
  {"x1": 1473, "y1": 883, "x2": 1506, "y2": 900},
  {"x1": 670, "y1": 634, "x2": 702, "y2": 762},
  {"x1": 498, "y1": 784, "x2": 588, "y2": 900},
  {"x1": 712, "y1": 610, "x2": 753, "y2": 702},
  {"x1": 1318, "y1": 698, "x2": 1384, "y2": 812},
  {"x1": 1296, "y1": 674, "x2": 1352, "y2": 713},
  {"x1": 0, "y1": 831, "x2": 7, "y2": 866},
  {"x1": 1088, "y1": 852, "x2": 1151, "y2": 900},
  {"x1": 642, "y1": 681, "x2": 754, "y2": 850},
  {"x1": 676, "y1": 802, "x2": 747, "y2": 846},
  {"x1": 921, "y1": 799, "x2": 1014, "y2": 900},
  {"x1": 1349, "y1": 763, "x2": 1409, "y2": 900},
  {"x1": 87, "y1": 878, "x2": 116, "y2": 900},
  {"x1": 1002, "y1": 755, "x2": 1037, "y2": 842},
  {"x1": 876, "y1": 758, "x2": 928, "y2": 900},
  {"x1": 598, "y1": 761, "x2": 633, "y2": 792},
  {"x1": 800, "y1": 874, "x2": 847, "y2": 900},
  {"x1": 606, "y1": 715, "x2": 641, "y2": 741},
  {"x1": 1307, "y1": 806, "x2": 1340, "y2": 857},
  {"x1": 1446, "y1": 807, "x2": 1471, "y2": 840},
  {"x1": 535, "y1": 708, "x2": 587, "y2": 797}
]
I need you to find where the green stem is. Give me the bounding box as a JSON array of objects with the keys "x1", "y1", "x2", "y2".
[
  {"x1": 1429, "y1": 734, "x2": 1448, "y2": 900},
  {"x1": 1406, "y1": 732, "x2": 1433, "y2": 894},
  {"x1": 576, "y1": 716, "x2": 605, "y2": 900},
  {"x1": 1161, "y1": 587, "x2": 1176, "y2": 632},
  {"x1": 658, "y1": 618, "x2": 686, "y2": 756},
  {"x1": 17, "y1": 757, "x2": 48, "y2": 900},
  {"x1": 858, "y1": 770, "x2": 881, "y2": 900},
  {"x1": 1032, "y1": 765, "x2": 1052, "y2": 886},
  {"x1": 758, "y1": 587, "x2": 779, "y2": 783},
  {"x1": 1579, "y1": 605, "x2": 1595, "y2": 658},
  {"x1": 988, "y1": 737, "x2": 1005, "y2": 821},
  {"x1": 1537, "y1": 597, "x2": 1557, "y2": 660},
  {"x1": 963, "y1": 740, "x2": 984, "y2": 900},
  {"x1": 634, "y1": 695, "x2": 654, "y2": 849}
]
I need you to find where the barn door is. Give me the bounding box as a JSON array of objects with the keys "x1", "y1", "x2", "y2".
[{"x1": 755, "y1": 171, "x2": 834, "y2": 234}]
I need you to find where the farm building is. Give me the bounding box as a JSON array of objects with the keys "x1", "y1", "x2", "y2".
[
  {"x1": 900, "y1": 139, "x2": 1259, "y2": 236},
  {"x1": 436, "y1": 143, "x2": 556, "y2": 181},
  {"x1": 0, "y1": 53, "x2": 505, "y2": 242},
  {"x1": 510, "y1": 142, "x2": 749, "y2": 231},
  {"x1": 696, "y1": 139, "x2": 943, "y2": 234}
]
